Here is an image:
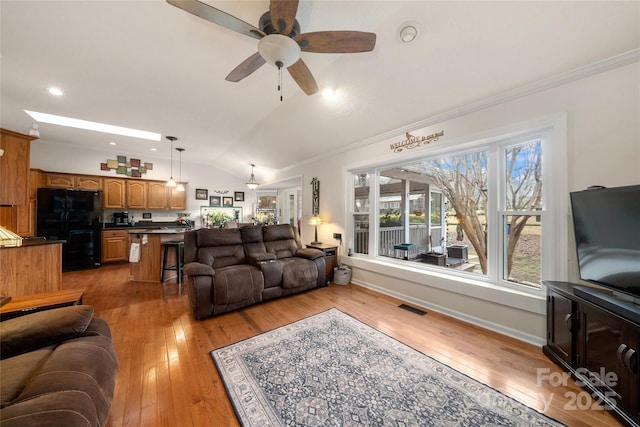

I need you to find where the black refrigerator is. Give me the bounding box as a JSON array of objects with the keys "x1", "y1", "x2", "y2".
[{"x1": 37, "y1": 188, "x2": 102, "y2": 271}]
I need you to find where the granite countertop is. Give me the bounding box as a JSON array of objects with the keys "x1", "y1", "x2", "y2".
[
  {"x1": 103, "y1": 221, "x2": 193, "y2": 230},
  {"x1": 128, "y1": 228, "x2": 190, "y2": 234},
  {"x1": 1, "y1": 237, "x2": 66, "y2": 248}
]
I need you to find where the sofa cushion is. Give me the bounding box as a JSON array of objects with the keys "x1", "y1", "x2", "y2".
[
  {"x1": 263, "y1": 225, "x2": 302, "y2": 259},
  {"x1": 199, "y1": 245, "x2": 246, "y2": 268},
  {"x1": 0, "y1": 347, "x2": 54, "y2": 408},
  {"x1": 0, "y1": 387, "x2": 98, "y2": 427},
  {"x1": 213, "y1": 265, "x2": 264, "y2": 305},
  {"x1": 0, "y1": 305, "x2": 94, "y2": 360},
  {"x1": 280, "y1": 258, "x2": 319, "y2": 291},
  {"x1": 10, "y1": 334, "x2": 118, "y2": 425}
]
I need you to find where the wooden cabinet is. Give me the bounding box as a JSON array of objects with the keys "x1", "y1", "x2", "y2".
[
  {"x1": 546, "y1": 290, "x2": 575, "y2": 367},
  {"x1": 544, "y1": 281, "x2": 640, "y2": 426},
  {"x1": 126, "y1": 180, "x2": 147, "y2": 209},
  {"x1": 103, "y1": 178, "x2": 126, "y2": 209},
  {"x1": 76, "y1": 175, "x2": 103, "y2": 190},
  {"x1": 45, "y1": 173, "x2": 74, "y2": 188},
  {"x1": 40, "y1": 170, "x2": 185, "y2": 210},
  {"x1": 46, "y1": 173, "x2": 103, "y2": 190},
  {"x1": 0, "y1": 129, "x2": 36, "y2": 206},
  {"x1": 147, "y1": 182, "x2": 167, "y2": 209},
  {"x1": 167, "y1": 185, "x2": 187, "y2": 210},
  {"x1": 101, "y1": 229, "x2": 129, "y2": 263}
]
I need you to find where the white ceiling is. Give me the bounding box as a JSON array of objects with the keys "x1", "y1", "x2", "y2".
[{"x1": 1, "y1": 1, "x2": 638, "y2": 179}]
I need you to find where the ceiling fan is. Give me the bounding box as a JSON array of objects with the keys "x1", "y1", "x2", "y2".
[{"x1": 166, "y1": 0, "x2": 377, "y2": 96}]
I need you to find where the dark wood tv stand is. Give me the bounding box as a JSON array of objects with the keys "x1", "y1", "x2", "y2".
[{"x1": 544, "y1": 281, "x2": 639, "y2": 427}]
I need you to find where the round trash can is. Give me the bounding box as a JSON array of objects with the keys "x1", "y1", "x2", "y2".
[{"x1": 333, "y1": 267, "x2": 352, "y2": 285}]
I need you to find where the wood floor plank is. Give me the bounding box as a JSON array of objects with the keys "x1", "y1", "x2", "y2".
[{"x1": 58, "y1": 263, "x2": 623, "y2": 427}]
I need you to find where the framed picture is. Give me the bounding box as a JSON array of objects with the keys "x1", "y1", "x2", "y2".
[
  {"x1": 234, "y1": 191, "x2": 244, "y2": 202},
  {"x1": 209, "y1": 196, "x2": 221, "y2": 207},
  {"x1": 223, "y1": 196, "x2": 234, "y2": 207},
  {"x1": 195, "y1": 188, "x2": 208, "y2": 200}
]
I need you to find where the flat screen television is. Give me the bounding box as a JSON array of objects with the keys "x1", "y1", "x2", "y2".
[{"x1": 570, "y1": 184, "x2": 640, "y2": 300}]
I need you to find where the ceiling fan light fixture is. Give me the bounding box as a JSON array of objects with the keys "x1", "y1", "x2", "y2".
[{"x1": 258, "y1": 34, "x2": 300, "y2": 68}]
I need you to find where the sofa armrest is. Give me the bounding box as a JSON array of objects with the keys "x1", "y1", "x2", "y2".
[
  {"x1": 247, "y1": 252, "x2": 277, "y2": 264},
  {"x1": 183, "y1": 262, "x2": 215, "y2": 277},
  {"x1": 0, "y1": 305, "x2": 94, "y2": 359},
  {"x1": 295, "y1": 247, "x2": 325, "y2": 260}
]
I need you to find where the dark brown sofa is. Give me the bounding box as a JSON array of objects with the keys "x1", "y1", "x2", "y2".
[
  {"x1": 183, "y1": 224, "x2": 326, "y2": 319},
  {"x1": 0, "y1": 305, "x2": 118, "y2": 427}
]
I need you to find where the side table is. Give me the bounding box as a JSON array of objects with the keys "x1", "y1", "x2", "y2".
[
  {"x1": 0, "y1": 288, "x2": 86, "y2": 321},
  {"x1": 306, "y1": 243, "x2": 338, "y2": 284}
]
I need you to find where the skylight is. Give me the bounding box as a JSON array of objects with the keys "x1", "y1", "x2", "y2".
[{"x1": 24, "y1": 110, "x2": 161, "y2": 141}]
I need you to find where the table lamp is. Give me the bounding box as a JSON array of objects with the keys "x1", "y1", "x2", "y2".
[{"x1": 308, "y1": 215, "x2": 323, "y2": 245}]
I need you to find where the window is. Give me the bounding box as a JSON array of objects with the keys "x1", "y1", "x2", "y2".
[{"x1": 349, "y1": 120, "x2": 564, "y2": 292}]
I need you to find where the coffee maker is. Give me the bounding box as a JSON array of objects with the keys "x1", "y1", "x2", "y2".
[{"x1": 112, "y1": 211, "x2": 129, "y2": 225}]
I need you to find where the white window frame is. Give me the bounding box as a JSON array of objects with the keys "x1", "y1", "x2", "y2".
[{"x1": 347, "y1": 114, "x2": 568, "y2": 296}]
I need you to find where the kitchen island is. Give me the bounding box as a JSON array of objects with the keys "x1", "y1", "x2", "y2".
[{"x1": 129, "y1": 229, "x2": 187, "y2": 282}]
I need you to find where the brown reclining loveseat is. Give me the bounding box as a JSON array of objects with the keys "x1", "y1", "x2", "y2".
[
  {"x1": 183, "y1": 224, "x2": 326, "y2": 319},
  {"x1": 0, "y1": 305, "x2": 118, "y2": 426}
]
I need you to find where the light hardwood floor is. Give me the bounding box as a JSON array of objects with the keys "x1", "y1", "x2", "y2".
[{"x1": 61, "y1": 263, "x2": 623, "y2": 427}]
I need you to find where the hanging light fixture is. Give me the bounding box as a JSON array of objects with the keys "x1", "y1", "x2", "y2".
[
  {"x1": 166, "y1": 136, "x2": 177, "y2": 187},
  {"x1": 246, "y1": 163, "x2": 259, "y2": 190},
  {"x1": 175, "y1": 147, "x2": 185, "y2": 192}
]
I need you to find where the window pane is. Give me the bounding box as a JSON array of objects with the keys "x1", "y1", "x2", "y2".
[
  {"x1": 354, "y1": 173, "x2": 370, "y2": 212},
  {"x1": 417, "y1": 152, "x2": 488, "y2": 276},
  {"x1": 379, "y1": 175, "x2": 403, "y2": 257},
  {"x1": 430, "y1": 192, "x2": 442, "y2": 226},
  {"x1": 353, "y1": 214, "x2": 369, "y2": 254},
  {"x1": 352, "y1": 173, "x2": 370, "y2": 255},
  {"x1": 505, "y1": 140, "x2": 542, "y2": 211},
  {"x1": 504, "y1": 215, "x2": 541, "y2": 286}
]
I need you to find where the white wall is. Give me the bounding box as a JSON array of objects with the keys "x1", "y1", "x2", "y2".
[
  {"x1": 30, "y1": 141, "x2": 255, "y2": 223},
  {"x1": 269, "y1": 61, "x2": 640, "y2": 345},
  {"x1": 28, "y1": 60, "x2": 639, "y2": 344}
]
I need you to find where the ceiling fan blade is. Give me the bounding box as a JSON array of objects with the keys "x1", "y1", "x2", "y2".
[
  {"x1": 269, "y1": 0, "x2": 299, "y2": 35},
  {"x1": 295, "y1": 31, "x2": 377, "y2": 53},
  {"x1": 225, "y1": 52, "x2": 266, "y2": 82},
  {"x1": 287, "y1": 59, "x2": 318, "y2": 95},
  {"x1": 166, "y1": 0, "x2": 264, "y2": 40}
]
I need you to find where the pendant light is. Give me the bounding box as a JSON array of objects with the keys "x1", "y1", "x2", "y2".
[
  {"x1": 166, "y1": 136, "x2": 177, "y2": 187},
  {"x1": 246, "y1": 163, "x2": 259, "y2": 190},
  {"x1": 175, "y1": 147, "x2": 185, "y2": 192}
]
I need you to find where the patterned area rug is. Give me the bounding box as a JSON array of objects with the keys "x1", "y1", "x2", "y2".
[{"x1": 211, "y1": 308, "x2": 564, "y2": 426}]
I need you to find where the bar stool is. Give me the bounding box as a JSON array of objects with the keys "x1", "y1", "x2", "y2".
[{"x1": 161, "y1": 241, "x2": 184, "y2": 283}]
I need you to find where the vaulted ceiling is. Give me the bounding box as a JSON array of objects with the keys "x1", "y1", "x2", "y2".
[{"x1": 1, "y1": 1, "x2": 638, "y2": 178}]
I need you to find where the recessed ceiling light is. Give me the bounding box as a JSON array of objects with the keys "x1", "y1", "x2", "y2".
[
  {"x1": 150, "y1": 147, "x2": 157, "y2": 151},
  {"x1": 47, "y1": 87, "x2": 63, "y2": 96},
  {"x1": 398, "y1": 21, "x2": 421, "y2": 44},
  {"x1": 109, "y1": 141, "x2": 117, "y2": 146},
  {"x1": 24, "y1": 110, "x2": 161, "y2": 141},
  {"x1": 322, "y1": 88, "x2": 336, "y2": 98}
]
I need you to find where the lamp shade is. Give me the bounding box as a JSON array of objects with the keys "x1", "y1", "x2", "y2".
[{"x1": 308, "y1": 215, "x2": 323, "y2": 226}]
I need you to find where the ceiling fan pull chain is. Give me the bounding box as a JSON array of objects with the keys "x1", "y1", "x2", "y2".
[{"x1": 276, "y1": 61, "x2": 284, "y2": 102}]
